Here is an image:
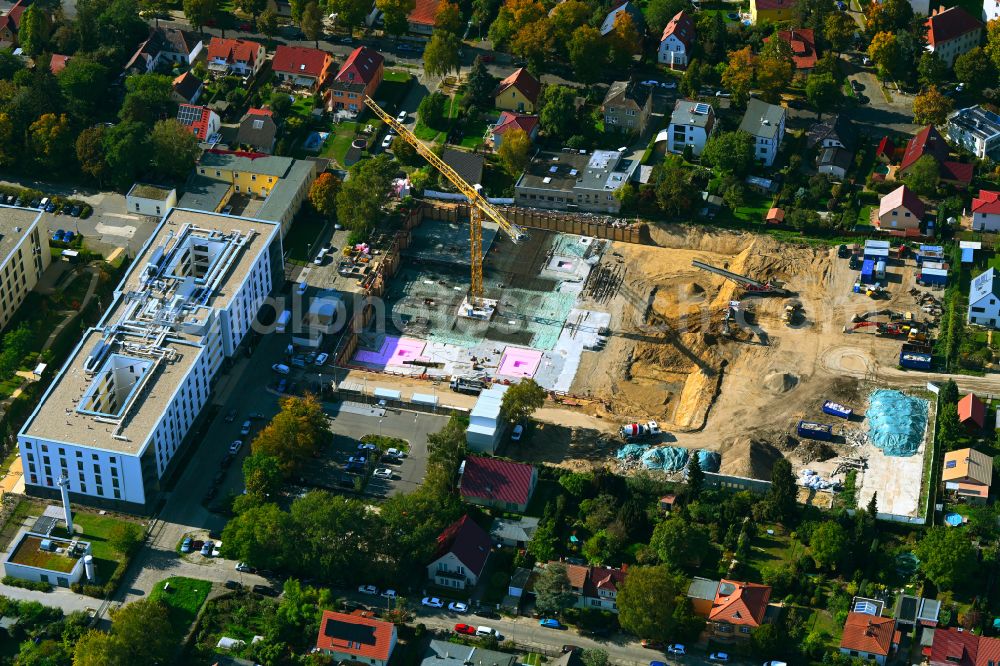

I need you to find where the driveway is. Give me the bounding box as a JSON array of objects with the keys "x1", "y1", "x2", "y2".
[{"x1": 840, "y1": 60, "x2": 919, "y2": 137}]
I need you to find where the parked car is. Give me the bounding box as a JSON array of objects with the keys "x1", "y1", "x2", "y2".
[
  {"x1": 63, "y1": 231, "x2": 74, "y2": 243},
  {"x1": 421, "y1": 597, "x2": 444, "y2": 608},
  {"x1": 239, "y1": 21, "x2": 252, "y2": 30},
  {"x1": 69, "y1": 205, "x2": 81, "y2": 217},
  {"x1": 52, "y1": 230, "x2": 64, "y2": 242},
  {"x1": 660, "y1": 81, "x2": 677, "y2": 89},
  {"x1": 373, "y1": 467, "x2": 393, "y2": 480},
  {"x1": 220, "y1": 453, "x2": 234, "y2": 468},
  {"x1": 396, "y1": 110, "x2": 407, "y2": 123},
  {"x1": 200, "y1": 540, "x2": 215, "y2": 556},
  {"x1": 666, "y1": 645, "x2": 686, "y2": 655},
  {"x1": 45, "y1": 201, "x2": 57, "y2": 213},
  {"x1": 29, "y1": 198, "x2": 40, "y2": 208},
  {"x1": 473, "y1": 609, "x2": 499, "y2": 619},
  {"x1": 838, "y1": 244, "x2": 850, "y2": 258},
  {"x1": 272, "y1": 363, "x2": 290, "y2": 375},
  {"x1": 382, "y1": 589, "x2": 397, "y2": 599},
  {"x1": 475, "y1": 626, "x2": 500, "y2": 638},
  {"x1": 236, "y1": 562, "x2": 255, "y2": 572},
  {"x1": 348, "y1": 456, "x2": 366, "y2": 464},
  {"x1": 314, "y1": 247, "x2": 329, "y2": 265},
  {"x1": 762, "y1": 662, "x2": 788, "y2": 666},
  {"x1": 240, "y1": 420, "x2": 252, "y2": 436},
  {"x1": 180, "y1": 537, "x2": 192, "y2": 553},
  {"x1": 641, "y1": 640, "x2": 664, "y2": 650},
  {"x1": 252, "y1": 584, "x2": 278, "y2": 597},
  {"x1": 224, "y1": 580, "x2": 242, "y2": 590},
  {"x1": 381, "y1": 134, "x2": 393, "y2": 150},
  {"x1": 358, "y1": 584, "x2": 379, "y2": 595},
  {"x1": 709, "y1": 653, "x2": 730, "y2": 662},
  {"x1": 448, "y1": 601, "x2": 468, "y2": 613},
  {"x1": 229, "y1": 440, "x2": 243, "y2": 455},
  {"x1": 539, "y1": 619, "x2": 563, "y2": 629},
  {"x1": 224, "y1": 409, "x2": 238, "y2": 423},
  {"x1": 650, "y1": 662, "x2": 667, "y2": 666},
  {"x1": 296, "y1": 282, "x2": 307, "y2": 295},
  {"x1": 454, "y1": 623, "x2": 476, "y2": 635},
  {"x1": 315, "y1": 352, "x2": 329, "y2": 365},
  {"x1": 511, "y1": 424, "x2": 523, "y2": 441},
  {"x1": 358, "y1": 442, "x2": 377, "y2": 451},
  {"x1": 641, "y1": 79, "x2": 659, "y2": 86},
  {"x1": 386, "y1": 447, "x2": 405, "y2": 458}
]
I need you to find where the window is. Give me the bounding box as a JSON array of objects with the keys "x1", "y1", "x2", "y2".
[{"x1": 740, "y1": 626, "x2": 751, "y2": 634}]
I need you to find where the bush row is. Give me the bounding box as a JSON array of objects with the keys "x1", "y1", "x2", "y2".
[{"x1": 2, "y1": 575, "x2": 52, "y2": 592}]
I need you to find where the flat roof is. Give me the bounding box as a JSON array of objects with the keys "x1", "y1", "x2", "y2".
[
  {"x1": 949, "y1": 106, "x2": 1000, "y2": 141},
  {"x1": 518, "y1": 151, "x2": 591, "y2": 192},
  {"x1": 200, "y1": 151, "x2": 295, "y2": 177},
  {"x1": 177, "y1": 175, "x2": 232, "y2": 213},
  {"x1": 128, "y1": 183, "x2": 176, "y2": 200},
  {"x1": 0, "y1": 206, "x2": 44, "y2": 267},
  {"x1": 8, "y1": 532, "x2": 89, "y2": 573},
  {"x1": 670, "y1": 99, "x2": 714, "y2": 128}
]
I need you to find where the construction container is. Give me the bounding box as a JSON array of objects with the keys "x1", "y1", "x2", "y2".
[
  {"x1": 875, "y1": 260, "x2": 886, "y2": 280},
  {"x1": 918, "y1": 267, "x2": 948, "y2": 287},
  {"x1": 822, "y1": 401, "x2": 853, "y2": 419},
  {"x1": 863, "y1": 240, "x2": 890, "y2": 261},
  {"x1": 899, "y1": 351, "x2": 932, "y2": 370},
  {"x1": 861, "y1": 259, "x2": 875, "y2": 283},
  {"x1": 916, "y1": 245, "x2": 944, "y2": 266},
  {"x1": 797, "y1": 420, "x2": 834, "y2": 441}
]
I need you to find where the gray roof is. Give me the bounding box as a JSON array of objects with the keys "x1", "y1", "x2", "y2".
[
  {"x1": 603, "y1": 79, "x2": 651, "y2": 109},
  {"x1": 740, "y1": 98, "x2": 785, "y2": 140},
  {"x1": 807, "y1": 113, "x2": 856, "y2": 149},
  {"x1": 687, "y1": 576, "x2": 720, "y2": 601},
  {"x1": 970, "y1": 268, "x2": 1000, "y2": 305},
  {"x1": 818, "y1": 147, "x2": 852, "y2": 170},
  {"x1": 0, "y1": 206, "x2": 44, "y2": 266},
  {"x1": 600, "y1": 1, "x2": 646, "y2": 35},
  {"x1": 423, "y1": 641, "x2": 517, "y2": 666},
  {"x1": 490, "y1": 516, "x2": 539, "y2": 542},
  {"x1": 949, "y1": 106, "x2": 1000, "y2": 141},
  {"x1": 257, "y1": 159, "x2": 317, "y2": 221},
  {"x1": 200, "y1": 151, "x2": 295, "y2": 177},
  {"x1": 509, "y1": 567, "x2": 532, "y2": 588},
  {"x1": 442, "y1": 148, "x2": 485, "y2": 186},
  {"x1": 236, "y1": 112, "x2": 277, "y2": 152},
  {"x1": 917, "y1": 597, "x2": 941, "y2": 623},
  {"x1": 178, "y1": 175, "x2": 231, "y2": 212},
  {"x1": 670, "y1": 99, "x2": 714, "y2": 128}
]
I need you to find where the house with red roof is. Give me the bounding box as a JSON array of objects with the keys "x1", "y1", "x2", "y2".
[
  {"x1": 490, "y1": 112, "x2": 540, "y2": 148},
  {"x1": 706, "y1": 579, "x2": 772, "y2": 640},
  {"x1": 875, "y1": 185, "x2": 926, "y2": 235},
  {"x1": 272, "y1": 45, "x2": 334, "y2": 90},
  {"x1": 839, "y1": 613, "x2": 897, "y2": 664},
  {"x1": 176, "y1": 104, "x2": 220, "y2": 142},
  {"x1": 928, "y1": 627, "x2": 980, "y2": 665},
  {"x1": 0, "y1": 0, "x2": 36, "y2": 46},
  {"x1": 495, "y1": 68, "x2": 541, "y2": 114},
  {"x1": 897, "y1": 125, "x2": 973, "y2": 189},
  {"x1": 971, "y1": 190, "x2": 1000, "y2": 232},
  {"x1": 171, "y1": 70, "x2": 204, "y2": 104},
  {"x1": 459, "y1": 456, "x2": 538, "y2": 513},
  {"x1": 658, "y1": 10, "x2": 694, "y2": 68},
  {"x1": 547, "y1": 561, "x2": 627, "y2": 613},
  {"x1": 206, "y1": 37, "x2": 266, "y2": 79},
  {"x1": 125, "y1": 26, "x2": 203, "y2": 74},
  {"x1": 926, "y1": 5, "x2": 983, "y2": 67},
  {"x1": 315, "y1": 610, "x2": 397, "y2": 666},
  {"x1": 958, "y1": 392, "x2": 987, "y2": 430},
  {"x1": 426, "y1": 515, "x2": 492, "y2": 589},
  {"x1": 977, "y1": 636, "x2": 1000, "y2": 666},
  {"x1": 764, "y1": 28, "x2": 817, "y2": 71},
  {"x1": 408, "y1": 0, "x2": 440, "y2": 34},
  {"x1": 326, "y1": 46, "x2": 384, "y2": 114}
]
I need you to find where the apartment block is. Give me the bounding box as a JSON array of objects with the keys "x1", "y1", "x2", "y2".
[{"x1": 0, "y1": 206, "x2": 50, "y2": 331}]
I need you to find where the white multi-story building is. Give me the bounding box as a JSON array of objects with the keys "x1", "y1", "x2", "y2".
[
  {"x1": 986, "y1": 0, "x2": 1000, "y2": 22},
  {"x1": 0, "y1": 206, "x2": 49, "y2": 331},
  {"x1": 740, "y1": 98, "x2": 787, "y2": 167},
  {"x1": 18, "y1": 209, "x2": 282, "y2": 512},
  {"x1": 666, "y1": 99, "x2": 716, "y2": 157},
  {"x1": 948, "y1": 106, "x2": 1000, "y2": 160},
  {"x1": 925, "y1": 5, "x2": 983, "y2": 67},
  {"x1": 658, "y1": 10, "x2": 694, "y2": 68}
]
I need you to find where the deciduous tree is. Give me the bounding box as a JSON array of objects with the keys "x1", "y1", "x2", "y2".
[
  {"x1": 581, "y1": 649, "x2": 610, "y2": 666},
  {"x1": 501, "y1": 378, "x2": 545, "y2": 424},
  {"x1": 912, "y1": 86, "x2": 953, "y2": 125},
  {"x1": 498, "y1": 127, "x2": 531, "y2": 175},
  {"x1": 902, "y1": 154, "x2": 940, "y2": 196},
  {"x1": 512, "y1": 19, "x2": 553, "y2": 74},
  {"x1": 645, "y1": 0, "x2": 686, "y2": 34},
  {"x1": 650, "y1": 515, "x2": 711, "y2": 568},
  {"x1": 183, "y1": 0, "x2": 217, "y2": 33},
  {"x1": 221, "y1": 501, "x2": 295, "y2": 567},
  {"x1": 805, "y1": 72, "x2": 842, "y2": 118},
  {"x1": 250, "y1": 394, "x2": 330, "y2": 473},
  {"x1": 916, "y1": 525, "x2": 977, "y2": 590},
  {"x1": 243, "y1": 452, "x2": 285, "y2": 498},
  {"x1": 308, "y1": 172, "x2": 341, "y2": 216},
  {"x1": 538, "y1": 85, "x2": 576, "y2": 141},
  {"x1": 300, "y1": 1, "x2": 323, "y2": 47},
  {"x1": 824, "y1": 11, "x2": 855, "y2": 53},
  {"x1": 329, "y1": 0, "x2": 370, "y2": 28},
  {"x1": 17, "y1": 5, "x2": 48, "y2": 56},
  {"x1": 336, "y1": 154, "x2": 398, "y2": 233},
  {"x1": 236, "y1": 0, "x2": 266, "y2": 22},
  {"x1": 151, "y1": 119, "x2": 201, "y2": 181},
  {"x1": 755, "y1": 54, "x2": 793, "y2": 104},
  {"x1": 488, "y1": 0, "x2": 545, "y2": 48},
  {"x1": 119, "y1": 73, "x2": 176, "y2": 125},
  {"x1": 701, "y1": 130, "x2": 754, "y2": 177},
  {"x1": 810, "y1": 521, "x2": 848, "y2": 570},
  {"x1": 424, "y1": 30, "x2": 461, "y2": 76},
  {"x1": 435, "y1": 0, "x2": 462, "y2": 33},
  {"x1": 722, "y1": 46, "x2": 754, "y2": 105},
  {"x1": 868, "y1": 31, "x2": 901, "y2": 80},
  {"x1": 616, "y1": 565, "x2": 692, "y2": 641},
  {"x1": 376, "y1": 0, "x2": 416, "y2": 35},
  {"x1": 954, "y1": 47, "x2": 997, "y2": 91},
  {"x1": 107, "y1": 523, "x2": 144, "y2": 556},
  {"x1": 654, "y1": 155, "x2": 693, "y2": 215},
  {"x1": 549, "y1": 0, "x2": 588, "y2": 48},
  {"x1": 28, "y1": 113, "x2": 73, "y2": 172},
  {"x1": 568, "y1": 25, "x2": 607, "y2": 84},
  {"x1": 258, "y1": 7, "x2": 278, "y2": 37},
  {"x1": 76, "y1": 125, "x2": 107, "y2": 184},
  {"x1": 607, "y1": 11, "x2": 640, "y2": 67},
  {"x1": 418, "y1": 91, "x2": 447, "y2": 129},
  {"x1": 57, "y1": 57, "x2": 111, "y2": 123}
]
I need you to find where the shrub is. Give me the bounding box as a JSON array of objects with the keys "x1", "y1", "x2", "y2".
[{"x1": 2, "y1": 575, "x2": 52, "y2": 592}]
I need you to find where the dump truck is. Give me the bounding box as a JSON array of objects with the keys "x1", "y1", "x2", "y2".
[
  {"x1": 450, "y1": 376, "x2": 488, "y2": 395},
  {"x1": 619, "y1": 421, "x2": 662, "y2": 441}
]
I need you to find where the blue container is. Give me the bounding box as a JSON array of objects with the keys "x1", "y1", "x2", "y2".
[
  {"x1": 822, "y1": 401, "x2": 853, "y2": 419},
  {"x1": 861, "y1": 259, "x2": 874, "y2": 282},
  {"x1": 797, "y1": 420, "x2": 834, "y2": 441},
  {"x1": 899, "y1": 351, "x2": 932, "y2": 370}
]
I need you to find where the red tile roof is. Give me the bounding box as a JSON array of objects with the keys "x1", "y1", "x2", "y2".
[
  {"x1": 926, "y1": 5, "x2": 982, "y2": 47},
  {"x1": 432, "y1": 515, "x2": 492, "y2": 576},
  {"x1": 496, "y1": 68, "x2": 541, "y2": 105},
  {"x1": 335, "y1": 46, "x2": 384, "y2": 86},
  {"x1": 660, "y1": 10, "x2": 695, "y2": 50},
  {"x1": 49, "y1": 54, "x2": 71, "y2": 74},
  {"x1": 709, "y1": 580, "x2": 771, "y2": 627},
  {"x1": 408, "y1": 0, "x2": 440, "y2": 26},
  {"x1": 247, "y1": 107, "x2": 272, "y2": 116},
  {"x1": 0, "y1": 0, "x2": 32, "y2": 34},
  {"x1": 840, "y1": 613, "x2": 895, "y2": 657},
  {"x1": 493, "y1": 111, "x2": 540, "y2": 137},
  {"x1": 460, "y1": 456, "x2": 536, "y2": 507},
  {"x1": 177, "y1": 103, "x2": 215, "y2": 141},
  {"x1": 876, "y1": 136, "x2": 894, "y2": 159},
  {"x1": 976, "y1": 636, "x2": 1000, "y2": 666},
  {"x1": 900, "y1": 125, "x2": 949, "y2": 172},
  {"x1": 973, "y1": 190, "x2": 1000, "y2": 215},
  {"x1": 941, "y1": 160, "x2": 974, "y2": 185},
  {"x1": 930, "y1": 627, "x2": 979, "y2": 666},
  {"x1": 272, "y1": 45, "x2": 333, "y2": 79},
  {"x1": 765, "y1": 28, "x2": 816, "y2": 69},
  {"x1": 316, "y1": 610, "x2": 395, "y2": 661},
  {"x1": 958, "y1": 393, "x2": 986, "y2": 428},
  {"x1": 551, "y1": 562, "x2": 627, "y2": 596},
  {"x1": 207, "y1": 37, "x2": 262, "y2": 64},
  {"x1": 753, "y1": 0, "x2": 797, "y2": 11},
  {"x1": 879, "y1": 184, "x2": 926, "y2": 220}
]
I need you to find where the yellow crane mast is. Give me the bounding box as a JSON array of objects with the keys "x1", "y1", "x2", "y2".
[{"x1": 364, "y1": 96, "x2": 526, "y2": 301}]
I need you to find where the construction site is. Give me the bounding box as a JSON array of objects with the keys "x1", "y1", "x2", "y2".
[{"x1": 334, "y1": 97, "x2": 941, "y2": 522}]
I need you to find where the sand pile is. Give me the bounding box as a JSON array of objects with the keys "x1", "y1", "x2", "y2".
[
  {"x1": 763, "y1": 372, "x2": 799, "y2": 393},
  {"x1": 719, "y1": 437, "x2": 783, "y2": 480}
]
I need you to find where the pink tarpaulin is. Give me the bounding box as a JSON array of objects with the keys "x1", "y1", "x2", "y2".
[
  {"x1": 497, "y1": 347, "x2": 542, "y2": 379},
  {"x1": 353, "y1": 336, "x2": 427, "y2": 369}
]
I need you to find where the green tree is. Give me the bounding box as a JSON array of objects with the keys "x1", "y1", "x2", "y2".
[
  {"x1": 258, "y1": 7, "x2": 278, "y2": 37},
  {"x1": 912, "y1": 86, "x2": 953, "y2": 126},
  {"x1": 424, "y1": 412, "x2": 468, "y2": 496},
  {"x1": 488, "y1": 0, "x2": 545, "y2": 48},
  {"x1": 220, "y1": 502, "x2": 294, "y2": 567},
  {"x1": 243, "y1": 452, "x2": 285, "y2": 497},
  {"x1": 435, "y1": 0, "x2": 462, "y2": 33},
  {"x1": 766, "y1": 457, "x2": 798, "y2": 523},
  {"x1": 500, "y1": 378, "x2": 545, "y2": 425},
  {"x1": 465, "y1": 56, "x2": 496, "y2": 108},
  {"x1": 73, "y1": 631, "x2": 128, "y2": 665},
  {"x1": 107, "y1": 600, "x2": 175, "y2": 663},
  {"x1": 651, "y1": 515, "x2": 711, "y2": 569},
  {"x1": 424, "y1": 30, "x2": 461, "y2": 77},
  {"x1": 568, "y1": 25, "x2": 607, "y2": 84},
  {"x1": 902, "y1": 154, "x2": 939, "y2": 196},
  {"x1": 336, "y1": 154, "x2": 397, "y2": 233},
  {"x1": 645, "y1": 0, "x2": 686, "y2": 34},
  {"x1": 57, "y1": 57, "x2": 111, "y2": 123},
  {"x1": 917, "y1": 52, "x2": 947, "y2": 89},
  {"x1": 418, "y1": 91, "x2": 447, "y2": 129},
  {"x1": 289, "y1": 492, "x2": 371, "y2": 580},
  {"x1": 916, "y1": 525, "x2": 977, "y2": 590},
  {"x1": 750, "y1": 623, "x2": 784, "y2": 657},
  {"x1": 308, "y1": 172, "x2": 341, "y2": 217},
  {"x1": 810, "y1": 521, "x2": 848, "y2": 570},
  {"x1": 151, "y1": 119, "x2": 201, "y2": 181},
  {"x1": 102, "y1": 121, "x2": 150, "y2": 189},
  {"x1": 534, "y1": 563, "x2": 577, "y2": 614},
  {"x1": 824, "y1": 11, "x2": 855, "y2": 53},
  {"x1": 236, "y1": 0, "x2": 267, "y2": 23},
  {"x1": 28, "y1": 113, "x2": 74, "y2": 172},
  {"x1": 183, "y1": 0, "x2": 217, "y2": 32},
  {"x1": 539, "y1": 85, "x2": 576, "y2": 142},
  {"x1": 722, "y1": 46, "x2": 754, "y2": 105},
  {"x1": 498, "y1": 127, "x2": 531, "y2": 176},
  {"x1": 701, "y1": 130, "x2": 754, "y2": 177},
  {"x1": 686, "y1": 454, "x2": 704, "y2": 499},
  {"x1": 548, "y1": 0, "x2": 588, "y2": 50},
  {"x1": 512, "y1": 18, "x2": 554, "y2": 74},
  {"x1": 654, "y1": 155, "x2": 694, "y2": 216},
  {"x1": 805, "y1": 72, "x2": 842, "y2": 119},
  {"x1": 616, "y1": 565, "x2": 692, "y2": 641},
  {"x1": 119, "y1": 73, "x2": 176, "y2": 125},
  {"x1": 107, "y1": 522, "x2": 144, "y2": 556},
  {"x1": 76, "y1": 125, "x2": 108, "y2": 185},
  {"x1": 18, "y1": 5, "x2": 48, "y2": 56},
  {"x1": 376, "y1": 0, "x2": 416, "y2": 36},
  {"x1": 250, "y1": 394, "x2": 330, "y2": 474},
  {"x1": 582, "y1": 529, "x2": 623, "y2": 564},
  {"x1": 868, "y1": 31, "x2": 901, "y2": 80},
  {"x1": 580, "y1": 649, "x2": 610, "y2": 666},
  {"x1": 756, "y1": 53, "x2": 793, "y2": 104},
  {"x1": 301, "y1": 1, "x2": 323, "y2": 46},
  {"x1": 954, "y1": 47, "x2": 996, "y2": 91}
]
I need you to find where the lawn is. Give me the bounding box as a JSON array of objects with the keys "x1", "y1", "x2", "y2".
[
  {"x1": 458, "y1": 117, "x2": 490, "y2": 149},
  {"x1": 378, "y1": 70, "x2": 414, "y2": 110},
  {"x1": 150, "y1": 576, "x2": 212, "y2": 638},
  {"x1": 50, "y1": 511, "x2": 143, "y2": 581},
  {"x1": 856, "y1": 204, "x2": 875, "y2": 227},
  {"x1": 741, "y1": 524, "x2": 806, "y2": 584},
  {"x1": 732, "y1": 190, "x2": 772, "y2": 224},
  {"x1": 320, "y1": 120, "x2": 363, "y2": 167}
]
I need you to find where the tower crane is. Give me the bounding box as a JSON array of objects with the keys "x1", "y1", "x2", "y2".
[{"x1": 364, "y1": 96, "x2": 526, "y2": 303}]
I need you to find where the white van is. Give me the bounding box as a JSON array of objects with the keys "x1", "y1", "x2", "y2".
[
  {"x1": 475, "y1": 627, "x2": 498, "y2": 638},
  {"x1": 313, "y1": 248, "x2": 329, "y2": 265},
  {"x1": 275, "y1": 310, "x2": 291, "y2": 333}
]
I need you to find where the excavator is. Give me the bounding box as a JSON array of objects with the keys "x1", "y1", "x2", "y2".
[{"x1": 845, "y1": 321, "x2": 927, "y2": 342}]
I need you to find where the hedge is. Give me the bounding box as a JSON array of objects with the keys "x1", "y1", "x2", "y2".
[{"x1": 2, "y1": 575, "x2": 52, "y2": 592}]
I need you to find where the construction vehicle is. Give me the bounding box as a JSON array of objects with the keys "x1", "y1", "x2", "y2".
[
  {"x1": 450, "y1": 376, "x2": 488, "y2": 395},
  {"x1": 691, "y1": 260, "x2": 789, "y2": 296},
  {"x1": 619, "y1": 421, "x2": 662, "y2": 441},
  {"x1": 363, "y1": 96, "x2": 525, "y2": 302},
  {"x1": 845, "y1": 321, "x2": 928, "y2": 343},
  {"x1": 865, "y1": 285, "x2": 888, "y2": 299},
  {"x1": 782, "y1": 303, "x2": 801, "y2": 325}
]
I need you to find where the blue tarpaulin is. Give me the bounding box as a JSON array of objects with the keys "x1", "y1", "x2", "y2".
[{"x1": 865, "y1": 389, "x2": 929, "y2": 457}]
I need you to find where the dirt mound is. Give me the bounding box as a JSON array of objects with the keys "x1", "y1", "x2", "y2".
[
  {"x1": 720, "y1": 436, "x2": 783, "y2": 480},
  {"x1": 763, "y1": 372, "x2": 799, "y2": 393},
  {"x1": 797, "y1": 441, "x2": 837, "y2": 463},
  {"x1": 685, "y1": 283, "x2": 706, "y2": 298}
]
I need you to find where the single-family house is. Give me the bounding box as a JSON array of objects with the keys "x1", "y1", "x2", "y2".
[
  {"x1": 926, "y1": 5, "x2": 983, "y2": 68},
  {"x1": 765, "y1": 207, "x2": 785, "y2": 224},
  {"x1": 126, "y1": 183, "x2": 177, "y2": 217},
  {"x1": 750, "y1": 0, "x2": 797, "y2": 23},
  {"x1": 928, "y1": 627, "x2": 980, "y2": 666},
  {"x1": 315, "y1": 610, "x2": 397, "y2": 666},
  {"x1": 971, "y1": 190, "x2": 1000, "y2": 232},
  {"x1": 875, "y1": 185, "x2": 925, "y2": 234},
  {"x1": 0, "y1": 0, "x2": 35, "y2": 46},
  {"x1": 490, "y1": 516, "x2": 539, "y2": 548},
  {"x1": 818, "y1": 147, "x2": 852, "y2": 179},
  {"x1": 272, "y1": 45, "x2": 334, "y2": 90},
  {"x1": 490, "y1": 112, "x2": 540, "y2": 148},
  {"x1": 206, "y1": 37, "x2": 266, "y2": 79},
  {"x1": 600, "y1": 1, "x2": 645, "y2": 36},
  {"x1": 957, "y1": 394, "x2": 987, "y2": 430},
  {"x1": 667, "y1": 99, "x2": 715, "y2": 156},
  {"x1": 426, "y1": 515, "x2": 491, "y2": 589},
  {"x1": 495, "y1": 68, "x2": 540, "y2": 114},
  {"x1": 707, "y1": 579, "x2": 772, "y2": 640},
  {"x1": 968, "y1": 267, "x2": 1000, "y2": 328},
  {"x1": 658, "y1": 10, "x2": 694, "y2": 68},
  {"x1": 407, "y1": 0, "x2": 439, "y2": 34},
  {"x1": 893, "y1": 594, "x2": 941, "y2": 628},
  {"x1": 442, "y1": 148, "x2": 484, "y2": 186},
  {"x1": 948, "y1": 106, "x2": 1000, "y2": 159},
  {"x1": 422, "y1": 641, "x2": 516, "y2": 666},
  {"x1": 237, "y1": 108, "x2": 278, "y2": 153},
  {"x1": 49, "y1": 54, "x2": 70, "y2": 75},
  {"x1": 549, "y1": 562, "x2": 627, "y2": 613},
  {"x1": 176, "y1": 104, "x2": 221, "y2": 142},
  {"x1": 172, "y1": 70, "x2": 204, "y2": 104},
  {"x1": 897, "y1": 125, "x2": 973, "y2": 189},
  {"x1": 839, "y1": 613, "x2": 896, "y2": 665},
  {"x1": 943, "y1": 447, "x2": 992, "y2": 499},
  {"x1": 601, "y1": 79, "x2": 653, "y2": 135},
  {"x1": 124, "y1": 27, "x2": 203, "y2": 74},
  {"x1": 807, "y1": 114, "x2": 856, "y2": 150},
  {"x1": 327, "y1": 46, "x2": 383, "y2": 114},
  {"x1": 740, "y1": 98, "x2": 786, "y2": 167},
  {"x1": 459, "y1": 455, "x2": 537, "y2": 513},
  {"x1": 764, "y1": 28, "x2": 817, "y2": 71},
  {"x1": 687, "y1": 577, "x2": 721, "y2": 616}
]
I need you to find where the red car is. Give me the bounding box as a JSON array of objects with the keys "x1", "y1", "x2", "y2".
[{"x1": 454, "y1": 624, "x2": 476, "y2": 635}]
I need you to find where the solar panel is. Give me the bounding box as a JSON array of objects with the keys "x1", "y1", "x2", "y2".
[
  {"x1": 853, "y1": 601, "x2": 878, "y2": 615},
  {"x1": 694, "y1": 103, "x2": 711, "y2": 115},
  {"x1": 31, "y1": 515, "x2": 57, "y2": 536}
]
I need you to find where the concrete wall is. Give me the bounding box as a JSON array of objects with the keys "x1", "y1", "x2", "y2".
[{"x1": 703, "y1": 471, "x2": 772, "y2": 494}]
